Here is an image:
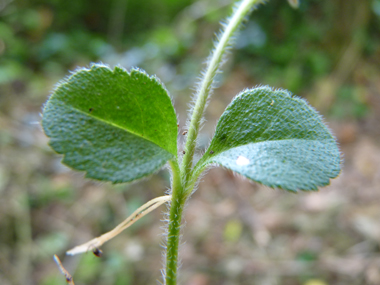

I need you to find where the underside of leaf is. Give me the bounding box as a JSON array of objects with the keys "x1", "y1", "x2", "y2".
[{"x1": 194, "y1": 86, "x2": 341, "y2": 192}]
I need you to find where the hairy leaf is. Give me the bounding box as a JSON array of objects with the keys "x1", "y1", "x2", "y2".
[
  {"x1": 194, "y1": 86, "x2": 340, "y2": 191},
  {"x1": 42, "y1": 64, "x2": 177, "y2": 183}
]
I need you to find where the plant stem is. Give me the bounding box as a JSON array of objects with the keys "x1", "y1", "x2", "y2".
[
  {"x1": 166, "y1": 160, "x2": 186, "y2": 285},
  {"x1": 165, "y1": 195, "x2": 186, "y2": 284},
  {"x1": 180, "y1": 0, "x2": 265, "y2": 182},
  {"x1": 166, "y1": 0, "x2": 266, "y2": 283}
]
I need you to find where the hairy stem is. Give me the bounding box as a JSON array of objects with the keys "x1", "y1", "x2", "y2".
[
  {"x1": 166, "y1": 160, "x2": 187, "y2": 285},
  {"x1": 165, "y1": 0, "x2": 266, "y2": 283},
  {"x1": 181, "y1": 0, "x2": 265, "y2": 182},
  {"x1": 165, "y1": 193, "x2": 187, "y2": 284}
]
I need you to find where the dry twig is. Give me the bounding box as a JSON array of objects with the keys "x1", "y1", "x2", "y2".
[
  {"x1": 53, "y1": 254, "x2": 74, "y2": 285},
  {"x1": 67, "y1": 195, "x2": 171, "y2": 256}
]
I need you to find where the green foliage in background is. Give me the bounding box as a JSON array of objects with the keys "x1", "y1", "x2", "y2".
[{"x1": 2, "y1": 0, "x2": 379, "y2": 119}]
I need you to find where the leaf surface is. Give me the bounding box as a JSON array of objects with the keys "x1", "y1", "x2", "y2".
[
  {"x1": 195, "y1": 86, "x2": 340, "y2": 191},
  {"x1": 42, "y1": 64, "x2": 177, "y2": 183}
]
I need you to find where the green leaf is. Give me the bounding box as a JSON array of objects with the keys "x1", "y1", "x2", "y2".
[
  {"x1": 194, "y1": 86, "x2": 340, "y2": 192},
  {"x1": 42, "y1": 64, "x2": 178, "y2": 183}
]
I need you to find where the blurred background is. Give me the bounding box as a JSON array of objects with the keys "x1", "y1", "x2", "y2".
[{"x1": 1, "y1": 0, "x2": 380, "y2": 284}]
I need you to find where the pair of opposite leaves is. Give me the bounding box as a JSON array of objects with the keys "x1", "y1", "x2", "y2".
[{"x1": 42, "y1": 64, "x2": 340, "y2": 192}]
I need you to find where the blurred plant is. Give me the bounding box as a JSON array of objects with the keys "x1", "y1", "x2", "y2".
[
  {"x1": 287, "y1": 0, "x2": 300, "y2": 9},
  {"x1": 41, "y1": 0, "x2": 340, "y2": 284}
]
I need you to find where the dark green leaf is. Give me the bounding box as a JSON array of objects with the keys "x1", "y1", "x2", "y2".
[
  {"x1": 42, "y1": 64, "x2": 177, "y2": 183},
  {"x1": 195, "y1": 86, "x2": 340, "y2": 191}
]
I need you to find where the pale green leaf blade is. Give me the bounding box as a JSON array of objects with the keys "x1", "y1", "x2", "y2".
[
  {"x1": 195, "y1": 86, "x2": 340, "y2": 191},
  {"x1": 42, "y1": 64, "x2": 178, "y2": 183}
]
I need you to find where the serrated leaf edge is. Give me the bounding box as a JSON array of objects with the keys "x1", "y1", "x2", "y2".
[
  {"x1": 43, "y1": 63, "x2": 178, "y2": 157},
  {"x1": 191, "y1": 85, "x2": 341, "y2": 191}
]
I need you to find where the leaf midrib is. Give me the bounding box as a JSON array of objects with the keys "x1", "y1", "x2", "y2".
[
  {"x1": 193, "y1": 137, "x2": 335, "y2": 176},
  {"x1": 56, "y1": 101, "x2": 175, "y2": 157}
]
